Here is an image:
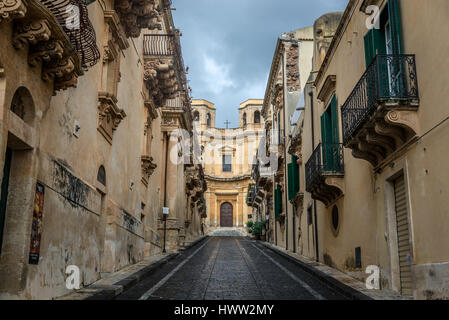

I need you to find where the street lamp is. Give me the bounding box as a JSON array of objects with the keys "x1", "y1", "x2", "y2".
[{"x1": 162, "y1": 207, "x2": 169, "y2": 253}]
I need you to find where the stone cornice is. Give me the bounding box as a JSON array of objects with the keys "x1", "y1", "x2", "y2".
[
  {"x1": 104, "y1": 10, "x2": 129, "y2": 50},
  {"x1": 314, "y1": 0, "x2": 358, "y2": 88},
  {"x1": 317, "y1": 75, "x2": 336, "y2": 103}
]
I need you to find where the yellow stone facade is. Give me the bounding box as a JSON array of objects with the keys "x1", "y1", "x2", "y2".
[{"x1": 192, "y1": 99, "x2": 264, "y2": 233}]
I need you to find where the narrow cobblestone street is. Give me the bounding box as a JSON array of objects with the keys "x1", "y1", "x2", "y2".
[{"x1": 116, "y1": 237, "x2": 348, "y2": 300}]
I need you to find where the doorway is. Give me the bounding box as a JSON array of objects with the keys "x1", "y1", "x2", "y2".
[{"x1": 220, "y1": 202, "x2": 233, "y2": 227}]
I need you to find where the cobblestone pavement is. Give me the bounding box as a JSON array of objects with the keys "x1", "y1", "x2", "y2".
[{"x1": 116, "y1": 237, "x2": 349, "y2": 300}]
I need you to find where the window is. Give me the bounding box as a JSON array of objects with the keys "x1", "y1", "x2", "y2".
[
  {"x1": 193, "y1": 111, "x2": 200, "y2": 121},
  {"x1": 222, "y1": 155, "x2": 232, "y2": 172},
  {"x1": 243, "y1": 113, "x2": 247, "y2": 126},
  {"x1": 254, "y1": 111, "x2": 260, "y2": 124},
  {"x1": 320, "y1": 94, "x2": 340, "y2": 171},
  {"x1": 206, "y1": 113, "x2": 211, "y2": 126},
  {"x1": 97, "y1": 165, "x2": 106, "y2": 186},
  {"x1": 331, "y1": 205, "x2": 339, "y2": 232}
]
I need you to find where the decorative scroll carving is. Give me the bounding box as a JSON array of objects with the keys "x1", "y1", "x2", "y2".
[
  {"x1": 144, "y1": 58, "x2": 179, "y2": 107},
  {"x1": 115, "y1": 0, "x2": 162, "y2": 38},
  {"x1": 28, "y1": 39, "x2": 64, "y2": 66},
  {"x1": 141, "y1": 155, "x2": 157, "y2": 186},
  {"x1": 13, "y1": 19, "x2": 51, "y2": 49},
  {"x1": 42, "y1": 56, "x2": 75, "y2": 80},
  {"x1": 286, "y1": 43, "x2": 299, "y2": 92},
  {"x1": 345, "y1": 107, "x2": 418, "y2": 168},
  {"x1": 97, "y1": 92, "x2": 126, "y2": 144},
  {"x1": 0, "y1": 0, "x2": 26, "y2": 22},
  {"x1": 271, "y1": 82, "x2": 283, "y2": 112}
]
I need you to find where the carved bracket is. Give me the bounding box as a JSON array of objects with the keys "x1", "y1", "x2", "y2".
[
  {"x1": 115, "y1": 0, "x2": 162, "y2": 38},
  {"x1": 141, "y1": 155, "x2": 157, "y2": 186},
  {"x1": 0, "y1": 0, "x2": 26, "y2": 22},
  {"x1": 97, "y1": 92, "x2": 127, "y2": 144}
]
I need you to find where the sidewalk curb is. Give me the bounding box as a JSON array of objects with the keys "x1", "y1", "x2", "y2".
[
  {"x1": 86, "y1": 236, "x2": 208, "y2": 300},
  {"x1": 259, "y1": 241, "x2": 372, "y2": 300}
]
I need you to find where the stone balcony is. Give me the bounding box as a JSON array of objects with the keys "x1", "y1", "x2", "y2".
[
  {"x1": 143, "y1": 33, "x2": 187, "y2": 107},
  {"x1": 305, "y1": 143, "x2": 344, "y2": 207},
  {"x1": 341, "y1": 54, "x2": 419, "y2": 169},
  {"x1": 115, "y1": 0, "x2": 163, "y2": 38},
  {"x1": 1, "y1": 0, "x2": 101, "y2": 92}
]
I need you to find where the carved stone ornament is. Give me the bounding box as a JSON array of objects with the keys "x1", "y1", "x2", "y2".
[
  {"x1": 28, "y1": 39, "x2": 64, "y2": 66},
  {"x1": 13, "y1": 19, "x2": 51, "y2": 49},
  {"x1": 286, "y1": 44, "x2": 300, "y2": 92},
  {"x1": 115, "y1": 0, "x2": 163, "y2": 38},
  {"x1": 141, "y1": 155, "x2": 157, "y2": 186},
  {"x1": 97, "y1": 92, "x2": 127, "y2": 144},
  {"x1": 144, "y1": 58, "x2": 179, "y2": 107},
  {"x1": 0, "y1": 0, "x2": 27, "y2": 22}
]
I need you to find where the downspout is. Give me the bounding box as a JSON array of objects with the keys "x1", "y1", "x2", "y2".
[
  {"x1": 281, "y1": 45, "x2": 289, "y2": 251},
  {"x1": 309, "y1": 90, "x2": 319, "y2": 262}
]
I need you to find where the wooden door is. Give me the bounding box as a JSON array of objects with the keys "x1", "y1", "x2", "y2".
[{"x1": 220, "y1": 202, "x2": 233, "y2": 227}]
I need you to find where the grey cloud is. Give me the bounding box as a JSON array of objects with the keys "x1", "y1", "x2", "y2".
[{"x1": 173, "y1": 0, "x2": 348, "y2": 128}]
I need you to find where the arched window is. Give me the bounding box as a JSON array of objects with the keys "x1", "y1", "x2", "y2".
[
  {"x1": 331, "y1": 205, "x2": 339, "y2": 232},
  {"x1": 243, "y1": 113, "x2": 247, "y2": 126},
  {"x1": 10, "y1": 87, "x2": 35, "y2": 125},
  {"x1": 193, "y1": 111, "x2": 200, "y2": 121},
  {"x1": 254, "y1": 111, "x2": 261, "y2": 124},
  {"x1": 206, "y1": 113, "x2": 211, "y2": 127},
  {"x1": 97, "y1": 165, "x2": 106, "y2": 186}
]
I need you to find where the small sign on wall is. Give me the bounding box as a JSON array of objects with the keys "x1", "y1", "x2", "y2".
[
  {"x1": 162, "y1": 207, "x2": 170, "y2": 215},
  {"x1": 29, "y1": 182, "x2": 45, "y2": 265}
]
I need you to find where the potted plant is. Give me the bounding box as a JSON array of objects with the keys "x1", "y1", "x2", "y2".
[
  {"x1": 252, "y1": 221, "x2": 265, "y2": 240},
  {"x1": 246, "y1": 221, "x2": 254, "y2": 236}
]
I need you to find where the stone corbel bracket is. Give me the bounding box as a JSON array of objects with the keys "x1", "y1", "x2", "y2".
[
  {"x1": 309, "y1": 175, "x2": 345, "y2": 207},
  {"x1": 345, "y1": 106, "x2": 419, "y2": 169},
  {"x1": 115, "y1": 0, "x2": 163, "y2": 38},
  {"x1": 97, "y1": 91, "x2": 127, "y2": 144},
  {"x1": 8, "y1": 1, "x2": 83, "y2": 92},
  {"x1": 144, "y1": 57, "x2": 179, "y2": 107},
  {"x1": 141, "y1": 155, "x2": 157, "y2": 186},
  {"x1": 0, "y1": 0, "x2": 26, "y2": 22}
]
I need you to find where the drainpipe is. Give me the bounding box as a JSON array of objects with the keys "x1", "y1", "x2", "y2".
[
  {"x1": 309, "y1": 91, "x2": 319, "y2": 262},
  {"x1": 281, "y1": 46, "x2": 289, "y2": 251},
  {"x1": 162, "y1": 132, "x2": 169, "y2": 253}
]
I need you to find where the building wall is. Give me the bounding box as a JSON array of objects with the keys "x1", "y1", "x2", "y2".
[
  {"x1": 294, "y1": 0, "x2": 449, "y2": 299},
  {"x1": 0, "y1": 0, "x2": 202, "y2": 299},
  {"x1": 192, "y1": 99, "x2": 264, "y2": 232}
]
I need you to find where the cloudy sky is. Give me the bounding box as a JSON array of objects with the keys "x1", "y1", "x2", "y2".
[{"x1": 172, "y1": 0, "x2": 348, "y2": 128}]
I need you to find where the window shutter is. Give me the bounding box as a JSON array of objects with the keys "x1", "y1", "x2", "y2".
[
  {"x1": 287, "y1": 163, "x2": 294, "y2": 201},
  {"x1": 388, "y1": 0, "x2": 403, "y2": 55},
  {"x1": 292, "y1": 155, "x2": 300, "y2": 195},
  {"x1": 331, "y1": 95, "x2": 339, "y2": 144},
  {"x1": 364, "y1": 28, "x2": 386, "y2": 68},
  {"x1": 275, "y1": 185, "x2": 282, "y2": 219}
]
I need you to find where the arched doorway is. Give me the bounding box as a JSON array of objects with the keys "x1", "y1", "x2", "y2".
[{"x1": 220, "y1": 202, "x2": 233, "y2": 227}]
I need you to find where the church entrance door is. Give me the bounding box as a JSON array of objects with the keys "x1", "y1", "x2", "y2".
[{"x1": 220, "y1": 202, "x2": 233, "y2": 227}]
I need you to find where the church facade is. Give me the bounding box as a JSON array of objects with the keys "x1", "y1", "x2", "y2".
[{"x1": 192, "y1": 99, "x2": 264, "y2": 233}]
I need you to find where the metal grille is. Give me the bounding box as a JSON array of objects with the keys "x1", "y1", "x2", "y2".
[
  {"x1": 341, "y1": 54, "x2": 419, "y2": 144},
  {"x1": 394, "y1": 175, "x2": 413, "y2": 295},
  {"x1": 39, "y1": 0, "x2": 100, "y2": 69},
  {"x1": 305, "y1": 143, "x2": 344, "y2": 192}
]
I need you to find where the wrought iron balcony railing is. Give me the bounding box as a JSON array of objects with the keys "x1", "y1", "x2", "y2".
[
  {"x1": 341, "y1": 54, "x2": 419, "y2": 144},
  {"x1": 305, "y1": 143, "x2": 344, "y2": 192},
  {"x1": 246, "y1": 183, "x2": 256, "y2": 206},
  {"x1": 143, "y1": 34, "x2": 187, "y2": 90}
]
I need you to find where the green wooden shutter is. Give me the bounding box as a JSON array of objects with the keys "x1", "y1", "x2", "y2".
[
  {"x1": 331, "y1": 95, "x2": 339, "y2": 144},
  {"x1": 275, "y1": 185, "x2": 282, "y2": 219},
  {"x1": 287, "y1": 162, "x2": 294, "y2": 201},
  {"x1": 292, "y1": 155, "x2": 300, "y2": 195},
  {"x1": 388, "y1": 0, "x2": 403, "y2": 55},
  {"x1": 364, "y1": 28, "x2": 386, "y2": 68}
]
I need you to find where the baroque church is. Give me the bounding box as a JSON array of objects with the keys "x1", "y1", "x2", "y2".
[{"x1": 192, "y1": 99, "x2": 264, "y2": 233}]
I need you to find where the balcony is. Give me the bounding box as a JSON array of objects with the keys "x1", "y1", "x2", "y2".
[
  {"x1": 3, "y1": 0, "x2": 100, "y2": 92},
  {"x1": 341, "y1": 54, "x2": 419, "y2": 168},
  {"x1": 305, "y1": 143, "x2": 344, "y2": 206},
  {"x1": 143, "y1": 34, "x2": 187, "y2": 107},
  {"x1": 246, "y1": 183, "x2": 256, "y2": 206}
]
